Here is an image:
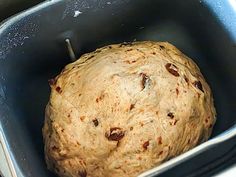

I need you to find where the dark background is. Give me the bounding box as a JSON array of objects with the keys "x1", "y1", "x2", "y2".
[{"x1": 0, "y1": 0, "x2": 42, "y2": 22}]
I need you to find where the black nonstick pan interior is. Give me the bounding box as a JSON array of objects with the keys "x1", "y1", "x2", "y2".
[{"x1": 0, "y1": 0, "x2": 236, "y2": 176}]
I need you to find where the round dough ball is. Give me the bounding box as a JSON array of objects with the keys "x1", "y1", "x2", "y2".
[{"x1": 43, "y1": 41, "x2": 216, "y2": 177}]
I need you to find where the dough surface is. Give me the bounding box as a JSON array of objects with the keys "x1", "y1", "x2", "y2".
[{"x1": 43, "y1": 41, "x2": 216, "y2": 177}]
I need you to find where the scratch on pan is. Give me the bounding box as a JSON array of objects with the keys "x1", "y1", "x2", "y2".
[{"x1": 74, "y1": 10, "x2": 82, "y2": 17}]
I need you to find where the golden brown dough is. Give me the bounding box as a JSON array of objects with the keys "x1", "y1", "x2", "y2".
[{"x1": 43, "y1": 41, "x2": 216, "y2": 177}]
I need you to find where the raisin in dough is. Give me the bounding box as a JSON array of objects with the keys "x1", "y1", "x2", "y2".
[{"x1": 43, "y1": 41, "x2": 216, "y2": 177}]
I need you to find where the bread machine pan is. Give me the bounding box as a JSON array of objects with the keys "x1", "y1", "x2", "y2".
[{"x1": 0, "y1": 0, "x2": 236, "y2": 176}]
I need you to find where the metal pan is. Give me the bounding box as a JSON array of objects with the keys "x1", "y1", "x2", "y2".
[{"x1": 0, "y1": 0, "x2": 236, "y2": 176}]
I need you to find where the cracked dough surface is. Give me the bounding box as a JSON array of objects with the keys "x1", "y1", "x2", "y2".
[{"x1": 43, "y1": 41, "x2": 216, "y2": 177}]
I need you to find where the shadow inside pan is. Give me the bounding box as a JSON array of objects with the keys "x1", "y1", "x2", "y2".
[{"x1": 0, "y1": 0, "x2": 236, "y2": 176}]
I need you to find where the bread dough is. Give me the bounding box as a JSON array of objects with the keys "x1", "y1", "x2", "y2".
[{"x1": 43, "y1": 41, "x2": 216, "y2": 177}]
